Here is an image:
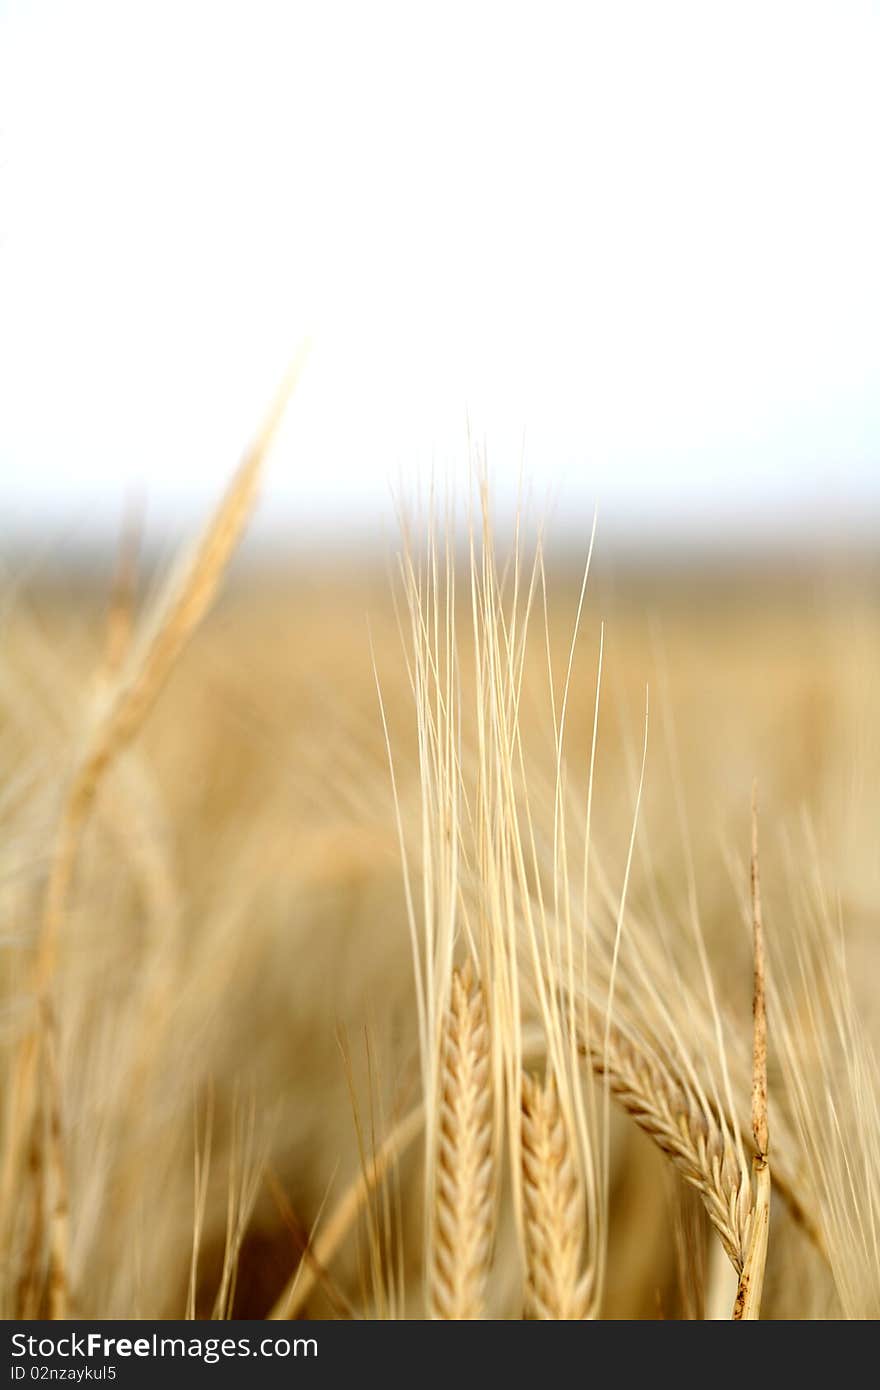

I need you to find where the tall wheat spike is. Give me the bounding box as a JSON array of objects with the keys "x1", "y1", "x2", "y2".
[{"x1": 430, "y1": 963, "x2": 495, "y2": 1319}]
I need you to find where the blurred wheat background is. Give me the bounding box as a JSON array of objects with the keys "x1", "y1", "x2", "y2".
[
  {"x1": 1, "y1": 1, "x2": 879, "y2": 1320},
  {"x1": 1, "y1": 459, "x2": 877, "y2": 1317}
]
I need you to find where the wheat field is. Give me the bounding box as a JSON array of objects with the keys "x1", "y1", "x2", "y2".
[{"x1": 1, "y1": 431, "x2": 878, "y2": 1321}]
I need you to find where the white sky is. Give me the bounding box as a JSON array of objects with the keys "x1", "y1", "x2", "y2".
[{"x1": 1, "y1": 0, "x2": 879, "y2": 552}]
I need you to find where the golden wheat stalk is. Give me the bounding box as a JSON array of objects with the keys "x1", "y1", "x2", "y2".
[
  {"x1": 269, "y1": 1105, "x2": 424, "y2": 1320},
  {"x1": 733, "y1": 785, "x2": 770, "y2": 1320},
  {"x1": 430, "y1": 963, "x2": 495, "y2": 1319},
  {"x1": 521, "y1": 1070, "x2": 592, "y2": 1320},
  {"x1": 3, "y1": 355, "x2": 306, "y2": 1319}
]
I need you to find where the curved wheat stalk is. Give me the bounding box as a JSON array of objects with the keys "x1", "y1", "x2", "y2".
[
  {"x1": 430, "y1": 963, "x2": 495, "y2": 1319},
  {"x1": 584, "y1": 1027, "x2": 752, "y2": 1272},
  {"x1": 521, "y1": 1070, "x2": 592, "y2": 1319},
  {"x1": 2, "y1": 356, "x2": 306, "y2": 1319}
]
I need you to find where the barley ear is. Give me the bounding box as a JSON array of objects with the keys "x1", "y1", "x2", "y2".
[
  {"x1": 430, "y1": 963, "x2": 495, "y2": 1319},
  {"x1": 521, "y1": 1070, "x2": 592, "y2": 1320},
  {"x1": 583, "y1": 1025, "x2": 752, "y2": 1273}
]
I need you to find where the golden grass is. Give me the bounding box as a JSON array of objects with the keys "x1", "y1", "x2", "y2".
[
  {"x1": 1, "y1": 360, "x2": 303, "y2": 1318},
  {"x1": 1, "y1": 446, "x2": 878, "y2": 1320}
]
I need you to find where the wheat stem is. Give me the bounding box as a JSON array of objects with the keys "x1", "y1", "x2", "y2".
[{"x1": 733, "y1": 785, "x2": 771, "y2": 1319}]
